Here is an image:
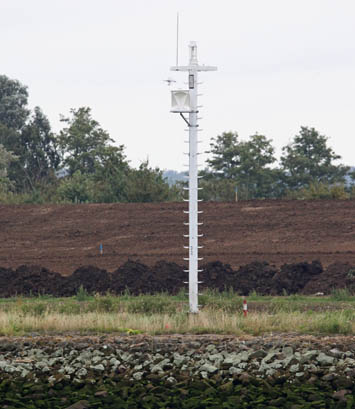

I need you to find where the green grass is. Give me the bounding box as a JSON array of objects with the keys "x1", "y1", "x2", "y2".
[{"x1": 0, "y1": 290, "x2": 354, "y2": 336}]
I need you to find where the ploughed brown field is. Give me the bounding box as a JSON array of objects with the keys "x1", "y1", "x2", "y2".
[{"x1": 0, "y1": 200, "x2": 354, "y2": 275}]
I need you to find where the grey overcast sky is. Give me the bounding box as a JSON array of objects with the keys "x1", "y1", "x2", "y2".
[{"x1": 1, "y1": 0, "x2": 355, "y2": 170}]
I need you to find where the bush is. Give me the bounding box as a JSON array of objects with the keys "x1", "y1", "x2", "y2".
[
  {"x1": 57, "y1": 171, "x2": 96, "y2": 203},
  {"x1": 287, "y1": 182, "x2": 349, "y2": 200},
  {"x1": 75, "y1": 285, "x2": 90, "y2": 302}
]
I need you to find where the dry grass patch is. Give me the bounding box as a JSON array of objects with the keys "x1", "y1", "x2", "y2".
[{"x1": 0, "y1": 309, "x2": 354, "y2": 336}]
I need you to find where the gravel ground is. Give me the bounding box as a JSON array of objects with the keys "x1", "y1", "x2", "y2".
[{"x1": 1, "y1": 334, "x2": 355, "y2": 388}]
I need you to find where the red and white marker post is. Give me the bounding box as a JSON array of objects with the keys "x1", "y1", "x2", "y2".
[{"x1": 243, "y1": 297, "x2": 248, "y2": 317}]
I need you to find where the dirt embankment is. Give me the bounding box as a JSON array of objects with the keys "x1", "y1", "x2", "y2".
[
  {"x1": 0, "y1": 200, "x2": 354, "y2": 274},
  {"x1": 0, "y1": 260, "x2": 354, "y2": 297}
]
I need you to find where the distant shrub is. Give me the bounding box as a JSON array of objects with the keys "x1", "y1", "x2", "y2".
[
  {"x1": 76, "y1": 285, "x2": 90, "y2": 302},
  {"x1": 330, "y1": 288, "x2": 353, "y2": 301},
  {"x1": 287, "y1": 182, "x2": 349, "y2": 200}
]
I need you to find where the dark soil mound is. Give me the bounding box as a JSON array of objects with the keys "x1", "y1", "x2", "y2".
[
  {"x1": 302, "y1": 262, "x2": 355, "y2": 295},
  {"x1": 110, "y1": 260, "x2": 157, "y2": 295},
  {"x1": 150, "y1": 261, "x2": 185, "y2": 294},
  {"x1": 232, "y1": 261, "x2": 278, "y2": 295},
  {"x1": 271, "y1": 260, "x2": 323, "y2": 295},
  {"x1": 0, "y1": 267, "x2": 17, "y2": 297},
  {"x1": 8, "y1": 265, "x2": 64, "y2": 297},
  {"x1": 0, "y1": 258, "x2": 354, "y2": 298},
  {"x1": 200, "y1": 261, "x2": 235, "y2": 292},
  {"x1": 63, "y1": 265, "x2": 111, "y2": 296}
]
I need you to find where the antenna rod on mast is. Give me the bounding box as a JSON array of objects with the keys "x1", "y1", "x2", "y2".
[{"x1": 176, "y1": 12, "x2": 179, "y2": 66}]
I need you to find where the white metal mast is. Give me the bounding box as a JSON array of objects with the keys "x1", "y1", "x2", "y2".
[{"x1": 170, "y1": 42, "x2": 217, "y2": 313}]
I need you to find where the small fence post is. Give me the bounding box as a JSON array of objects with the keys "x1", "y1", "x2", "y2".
[{"x1": 243, "y1": 297, "x2": 248, "y2": 317}]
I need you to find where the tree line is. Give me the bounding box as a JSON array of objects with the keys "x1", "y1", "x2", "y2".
[
  {"x1": 202, "y1": 130, "x2": 354, "y2": 201},
  {"x1": 0, "y1": 74, "x2": 354, "y2": 203}
]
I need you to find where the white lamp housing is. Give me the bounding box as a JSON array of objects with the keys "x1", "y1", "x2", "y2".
[{"x1": 171, "y1": 90, "x2": 191, "y2": 113}]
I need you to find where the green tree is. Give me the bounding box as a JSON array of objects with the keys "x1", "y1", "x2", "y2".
[
  {"x1": 206, "y1": 132, "x2": 277, "y2": 199},
  {"x1": 58, "y1": 107, "x2": 126, "y2": 176},
  {"x1": 57, "y1": 170, "x2": 95, "y2": 203},
  {"x1": 0, "y1": 76, "x2": 60, "y2": 192},
  {"x1": 125, "y1": 160, "x2": 177, "y2": 202},
  {"x1": 6, "y1": 107, "x2": 60, "y2": 191},
  {"x1": 0, "y1": 75, "x2": 29, "y2": 131},
  {"x1": 91, "y1": 145, "x2": 129, "y2": 202},
  {"x1": 0, "y1": 144, "x2": 16, "y2": 193},
  {"x1": 280, "y1": 127, "x2": 349, "y2": 190}
]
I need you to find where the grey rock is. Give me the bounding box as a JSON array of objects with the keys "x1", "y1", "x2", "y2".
[
  {"x1": 91, "y1": 364, "x2": 105, "y2": 371},
  {"x1": 329, "y1": 349, "x2": 343, "y2": 358},
  {"x1": 92, "y1": 356, "x2": 102, "y2": 364},
  {"x1": 76, "y1": 368, "x2": 88, "y2": 377},
  {"x1": 222, "y1": 354, "x2": 241, "y2": 368},
  {"x1": 109, "y1": 357, "x2": 120, "y2": 366},
  {"x1": 199, "y1": 363, "x2": 218, "y2": 374},
  {"x1": 262, "y1": 352, "x2": 278, "y2": 364},
  {"x1": 4, "y1": 365, "x2": 18, "y2": 373},
  {"x1": 53, "y1": 348, "x2": 64, "y2": 357},
  {"x1": 229, "y1": 367, "x2": 242, "y2": 375},
  {"x1": 200, "y1": 371, "x2": 208, "y2": 379},
  {"x1": 35, "y1": 361, "x2": 49, "y2": 370},
  {"x1": 208, "y1": 353, "x2": 224, "y2": 363},
  {"x1": 317, "y1": 353, "x2": 335, "y2": 366},
  {"x1": 63, "y1": 366, "x2": 76, "y2": 375},
  {"x1": 151, "y1": 364, "x2": 163, "y2": 374},
  {"x1": 249, "y1": 350, "x2": 266, "y2": 360},
  {"x1": 21, "y1": 368, "x2": 30, "y2": 377},
  {"x1": 282, "y1": 356, "x2": 299, "y2": 368},
  {"x1": 77, "y1": 351, "x2": 92, "y2": 361},
  {"x1": 322, "y1": 373, "x2": 336, "y2": 381},
  {"x1": 300, "y1": 350, "x2": 318, "y2": 364},
  {"x1": 133, "y1": 372, "x2": 143, "y2": 380},
  {"x1": 290, "y1": 364, "x2": 300, "y2": 373},
  {"x1": 64, "y1": 400, "x2": 89, "y2": 409},
  {"x1": 282, "y1": 346, "x2": 294, "y2": 356},
  {"x1": 173, "y1": 354, "x2": 186, "y2": 366},
  {"x1": 167, "y1": 376, "x2": 176, "y2": 384}
]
